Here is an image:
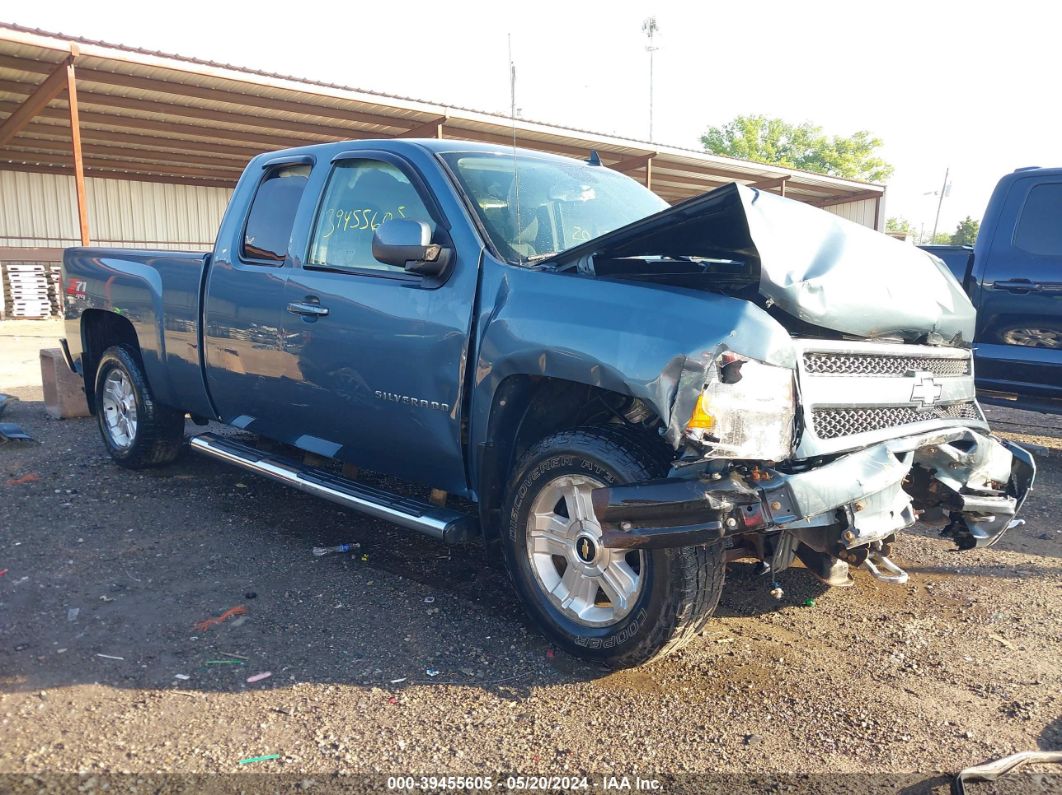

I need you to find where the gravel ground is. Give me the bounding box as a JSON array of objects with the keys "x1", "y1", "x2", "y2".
[{"x1": 1, "y1": 324, "x2": 1060, "y2": 793}]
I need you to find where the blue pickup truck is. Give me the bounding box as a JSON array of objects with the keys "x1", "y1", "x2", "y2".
[
  {"x1": 920, "y1": 167, "x2": 1062, "y2": 413},
  {"x1": 60, "y1": 139, "x2": 1035, "y2": 667}
]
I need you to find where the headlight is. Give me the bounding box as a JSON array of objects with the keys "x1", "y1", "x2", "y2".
[{"x1": 684, "y1": 353, "x2": 797, "y2": 461}]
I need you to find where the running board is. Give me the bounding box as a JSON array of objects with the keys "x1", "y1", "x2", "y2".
[{"x1": 190, "y1": 433, "x2": 475, "y2": 544}]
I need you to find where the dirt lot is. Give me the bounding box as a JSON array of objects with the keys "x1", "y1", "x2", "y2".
[{"x1": 1, "y1": 321, "x2": 1060, "y2": 792}]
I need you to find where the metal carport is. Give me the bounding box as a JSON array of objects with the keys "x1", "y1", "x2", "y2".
[{"x1": 0, "y1": 23, "x2": 885, "y2": 315}]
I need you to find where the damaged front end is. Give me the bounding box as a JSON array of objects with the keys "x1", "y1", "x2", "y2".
[
  {"x1": 554, "y1": 179, "x2": 1035, "y2": 587},
  {"x1": 594, "y1": 341, "x2": 1036, "y2": 588}
]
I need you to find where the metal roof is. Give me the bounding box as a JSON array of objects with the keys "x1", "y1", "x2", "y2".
[{"x1": 0, "y1": 22, "x2": 884, "y2": 209}]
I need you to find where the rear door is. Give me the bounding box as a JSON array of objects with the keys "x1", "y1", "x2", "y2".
[
  {"x1": 203, "y1": 157, "x2": 312, "y2": 437},
  {"x1": 973, "y1": 176, "x2": 1062, "y2": 400},
  {"x1": 276, "y1": 150, "x2": 478, "y2": 493}
]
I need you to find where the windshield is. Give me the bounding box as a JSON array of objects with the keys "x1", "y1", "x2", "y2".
[{"x1": 440, "y1": 151, "x2": 669, "y2": 264}]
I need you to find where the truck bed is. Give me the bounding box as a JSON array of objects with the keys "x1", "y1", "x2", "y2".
[{"x1": 62, "y1": 247, "x2": 213, "y2": 418}]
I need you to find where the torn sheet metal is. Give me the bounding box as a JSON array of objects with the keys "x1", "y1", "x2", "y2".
[
  {"x1": 551, "y1": 183, "x2": 975, "y2": 342},
  {"x1": 778, "y1": 442, "x2": 912, "y2": 521},
  {"x1": 0, "y1": 422, "x2": 34, "y2": 443},
  {"x1": 769, "y1": 427, "x2": 1032, "y2": 547}
]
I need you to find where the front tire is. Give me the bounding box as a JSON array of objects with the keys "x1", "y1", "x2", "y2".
[
  {"x1": 94, "y1": 345, "x2": 185, "y2": 469},
  {"x1": 501, "y1": 427, "x2": 725, "y2": 668}
]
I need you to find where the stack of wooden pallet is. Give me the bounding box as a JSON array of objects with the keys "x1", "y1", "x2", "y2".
[{"x1": 1, "y1": 262, "x2": 59, "y2": 319}]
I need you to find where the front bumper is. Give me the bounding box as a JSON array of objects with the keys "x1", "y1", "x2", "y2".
[{"x1": 593, "y1": 427, "x2": 1035, "y2": 551}]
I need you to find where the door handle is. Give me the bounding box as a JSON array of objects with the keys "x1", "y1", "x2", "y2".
[
  {"x1": 990, "y1": 279, "x2": 1042, "y2": 293},
  {"x1": 287, "y1": 301, "x2": 330, "y2": 317}
]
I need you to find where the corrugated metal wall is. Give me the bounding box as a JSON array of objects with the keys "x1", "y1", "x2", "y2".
[
  {"x1": 0, "y1": 168, "x2": 883, "y2": 252},
  {"x1": 824, "y1": 197, "x2": 881, "y2": 229},
  {"x1": 0, "y1": 170, "x2": 231, "y2": 250}
]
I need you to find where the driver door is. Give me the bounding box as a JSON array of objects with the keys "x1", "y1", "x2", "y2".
[{"x1": 278, "y1": 153, "x2": 476, "y2": 493}]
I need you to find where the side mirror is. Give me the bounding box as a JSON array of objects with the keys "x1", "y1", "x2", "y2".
[{"x1": 372, "y1": 219, "x2": 449, "y2": 276}]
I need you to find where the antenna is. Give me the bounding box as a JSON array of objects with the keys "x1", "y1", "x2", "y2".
[
  {"x1": 508, "y1": 33, "x2": 523, "y2": 257},
  {"x1": 642, "y1": 16, "x2": 659, "y2": 142}
]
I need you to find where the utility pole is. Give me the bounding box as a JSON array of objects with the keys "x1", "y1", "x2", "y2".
[
  {"x1": 642, "y1": 17, "x2": 659, "y2": 142},
  {"x1": 931, "y1": 167, "x2": 950, "y2": 241}
]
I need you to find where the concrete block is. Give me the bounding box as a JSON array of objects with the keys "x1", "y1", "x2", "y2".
[{"x1": 40, "y1": 348, "x2": 90, "y2": 419}]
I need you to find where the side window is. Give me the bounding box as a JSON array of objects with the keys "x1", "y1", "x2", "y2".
[
  {"x1": 1013, "y1": 182, "x2": 1062, "y2": 256},
  {"x1": 242, "y1": 164, "x2": 310, "y2": 263},
  {"x1": 308, "y1": 160, "x2": 436, "y2": 274}
]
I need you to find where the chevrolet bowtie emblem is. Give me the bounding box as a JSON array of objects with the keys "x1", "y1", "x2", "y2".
[{"x1": 910, "y1": 371, "x2": 943, "y2": 408}]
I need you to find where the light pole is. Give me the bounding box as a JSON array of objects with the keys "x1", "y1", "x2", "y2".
[
  {"x1": 931, "y1": 167, "x2": 951, "y2": 242},
  {"x1": 642, "y1": 17, "x2": 659, "y2": 142}
]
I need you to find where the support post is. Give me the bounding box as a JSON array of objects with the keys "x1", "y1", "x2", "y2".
[{"x1": 65, "y1": 51, "x2": 89, "y2": 246}]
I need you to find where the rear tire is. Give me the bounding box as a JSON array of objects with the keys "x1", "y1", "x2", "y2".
[
  {"x1": 94, "y1": 345, "x2": 185, "y2": 469},
  {"x1": 501, "y1": 426, "x2": 725, "y2": 668}
]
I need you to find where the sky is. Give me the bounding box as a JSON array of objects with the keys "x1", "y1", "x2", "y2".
[{"x1": 5, "y1": 0, "x2": 1060, "y2": 237}]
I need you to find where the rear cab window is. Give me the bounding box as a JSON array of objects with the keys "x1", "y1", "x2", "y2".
[
  {"x1": 1013, "y1": 182, "x2": 1062, "y2": 256},
  {"x1": 242, "y1": 164, "x2": 311, "y2": 263}
]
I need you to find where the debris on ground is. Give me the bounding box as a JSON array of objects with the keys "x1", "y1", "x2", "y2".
[
  {"x1": 174, "y1": 674, "x2": 190, "y2": 680},
  {"x1": 0, "y1": 423, "x2": 35, "y2": 444},
  {"x1": 6, "y1": 472, "x2": 39, "y2": 485},
  {"x1": 244, "y1": 591, "x2": 257, "y2": 599},
  {"x1": 425, "y1": 668, "x2": 440, "y2": 677},
  {"x1": 206, "y1": 659, "x2": 244, "y2": 666},
  {"x1": 66, "y1": 608, "x2": 79, "y2": 622},
  {"x1": 0, "y1": 394, "x2": 16, "y2": 417},
  {"x1": 424, "y1": 596, "x2": 435, "y2": 604},
  {"x1": 803, "y1": 598, "x2": 816, "y2": 607},
  {"x1": 312, "y1": 543, "x2": 360, "y2": 557},
  {"x1": 95, "y1": 654, "x2": 124, "y2": 661},
  {"x1": 246, "y1": 671, "x2": 272, "y2": 683},
  {"x1": 390, "y1": 677, "x2": 407, "y2": 684},
  {"x1": 194, "y1": 605, "x2": 247, "y2": 631},
  {"x1": 954, "y1": 750, "x2": 1062, "y2": 794},
  {"x1": 219, "y1": 651, "x2": 248, "y2": 660},
  {"x1": 238, "y1": 754, "x2": 279, "y2": 765}
]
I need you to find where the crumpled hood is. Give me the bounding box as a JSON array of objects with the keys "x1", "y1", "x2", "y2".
[{"x1": 551, "y1": 183, "x2": 975, "y2": 343}]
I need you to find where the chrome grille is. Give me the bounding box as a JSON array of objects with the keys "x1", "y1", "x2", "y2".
[
  {"x1": 811, "y1": 402, "x2": 982, "y2": 440},
  {"x1": 803, "y1": 352, "x2": 970, "y2": 377}
]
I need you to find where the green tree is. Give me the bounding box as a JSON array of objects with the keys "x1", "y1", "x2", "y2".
[
  {"x1": 950, "y1": 216, "x2": 980, "y2": 246},
  {"x1": 887, "y1": 217, "x2": 915, "y2": 235},
  {"x1": 932, "y1": 232, "x2": 952, "y2": 244},
  {"x1": 701, "y1": 115, "x2": 894, "y2": 183}
]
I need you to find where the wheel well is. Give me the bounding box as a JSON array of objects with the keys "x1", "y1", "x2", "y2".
[
  {"x1": 477, "y1": 376, "x2": 669, "y2": 540},
  {"x1": 80, "y1": 310, "x2": 140, "y2": 412}
]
